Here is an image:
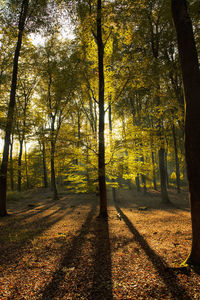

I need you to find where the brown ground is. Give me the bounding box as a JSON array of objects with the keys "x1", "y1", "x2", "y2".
[{"x1": 0, "y1": 188, "x2": 199, "y2": 299}]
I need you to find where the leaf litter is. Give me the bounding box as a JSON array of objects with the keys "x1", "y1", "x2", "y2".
[{"x1": 0, "y1": 188, "x2": 199, "y2": 299}]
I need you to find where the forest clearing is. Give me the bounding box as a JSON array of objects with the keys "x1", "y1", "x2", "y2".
[{"x1": 0, "y1": 188, "x2": 199, "y2": 299}]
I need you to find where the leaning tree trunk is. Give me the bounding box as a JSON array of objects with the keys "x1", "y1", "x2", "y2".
[
  {"x1": 172, "y1": 0, "x2": 200, "y2": 265},
  {"x1": 0, "y1": 0, "x2": 29, "y2": 217},
  {"x1": 97, "y1": 0, "x2": 107, "y2": 217}
]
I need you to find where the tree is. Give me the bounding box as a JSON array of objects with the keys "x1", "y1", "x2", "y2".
[
  {"x1": 172, "y1": 0, "x2": 200, "y2": 265},
  {"x1": 96, "y1": 0, "x2": 107, "y2": 217},
  {"x1": 0, "y1": 0, "x2": 29, "y2": 217}
]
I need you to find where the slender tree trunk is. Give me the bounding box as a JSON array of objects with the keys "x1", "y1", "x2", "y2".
[
  {"x1": 50, "y1": 115, "x2": 58, "y2": 199},
  {"x1": 51, "y1": 140, "x2": 58, "y2": 200},
  {"x1": 172, "y1": 124, "x2": 181, "y2": 193},
  {"x1": 135, "y1": 175, "x2": 140, "y2": 192},
  {"x1": 172, "y1": 0, "x2": 200, "y2": 265},
  {"x1": 159, "y1": 148, "x2": 170, "y2": 203},
  {"x1": 18, "y1": 140, "x2": 23, "y2": 192},
  {"x1": 108, "y1": 102, "x2": 116, "y2": 202},
  {"x1": 0, "y1": 0, "x2": 29, "y2": 216},
  {"x1": 149, "y1": 15, "x2": 170, "y2": 202},
  {"x1": 9, "y1": 134, "x2": 14, "y2": 191},
  {"x1": 140, "y1": 155, "x2": 147, "y2": 194},
  {"x1": 42, "y1": 142, "x2": 48, "y2": 188},
  {"x1": 24, "y1": 142, "x2": 29, "y2": 189},
  {"x1": 122, "y1": 116, "x2": 132, "y2": 189},
  {"x1": 165, "y1": 150, "x2": 169, "y2": 189},
  {"x1": 24, "y1": 142, "x2": 30, "y2": 189},
  {"x1": 151, "y1": 151, "x2": 157, "y2": 190},
  {"x1": 75, "y1": 111, "x2": 81, "y2": 165},
  {"x1": 141, "y1": 174, "x2": 147, "y2": 194},
  {"x1": 97, "y1": 0, "x2": 107, "y2": 217}
]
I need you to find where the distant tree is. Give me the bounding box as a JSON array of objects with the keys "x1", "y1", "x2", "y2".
[{"x1": 172, "y1": 0, "x2": 200, "y2": 265}]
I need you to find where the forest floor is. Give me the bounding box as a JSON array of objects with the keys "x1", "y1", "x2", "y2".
[{"x1": 0, "y1": 188, "x2": 199, "y2": 299}]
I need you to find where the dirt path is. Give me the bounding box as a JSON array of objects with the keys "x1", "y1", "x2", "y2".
[{"x1": 0, "y1": 189, "x2": 199, "y2": 299}]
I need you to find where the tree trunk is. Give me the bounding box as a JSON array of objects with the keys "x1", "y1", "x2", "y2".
[
  {"x1": 97, "y1": 0, "x2": 107, "y2": 217},
  {"x1": 172, "y1": 0, "x2": 200, "y2": 265},
  {"x1": 141, "y1": 174, "x2": 147, "y2": 194},
  {"x1": 51, "y1": 140, "x2": 58, "y2": 200},
  {"x1": 108, "y1": 102, "x2": 116, "y2": 202},
  {"x1": 159, "y1": 148, "x2": 170, "y2": 203},
  {"x1": 172, "y1": 124, "x2": 181, "y2": 193},
  {"x1": 165, "y1": 149, "x2": 169, "y2": 189},
  {"x1": 151, "y1": 151, "x2": 157, "y2": 190},
  {"x1": 42, "y1": 142, "x2": 48, "y2": 188},
  {"x1": 24, "y1": 142, "x2": 29, "y2": 189},
  {"x1": 18, "y1": 140, "x2": 23, "y2": 192},
  {"x1": 9, "y1": 135, "x2": 14, "y2": 191},
  {"x1": 75, "y1": 111, "x2": 81, "y2": 165},
  {"x1": 0, "y1": 0, "x2": 29, "y2": 217},
  {"x1": 135, "y1": 175, "x2": 140, "y2": 192}
]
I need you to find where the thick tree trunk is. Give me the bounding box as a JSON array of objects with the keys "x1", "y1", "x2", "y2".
[
  {"x1": 9, "y1": 135, "x2": 14, "y2": 191},
  {"x1": 18, "y1": 140, "x2": 23, "y2": 192},
  {"x1": 172, "y1": 0, "x2": 200, "y2": 265},
  {"x1": 97, "y1": 0, "x2": 107, "y2": 217},
  {"x1": 172, "y1": 124, "x2": 181, "y2": 193},
  {"x1": 0, "y1": 0, "x2": 29, "y2": 217}
]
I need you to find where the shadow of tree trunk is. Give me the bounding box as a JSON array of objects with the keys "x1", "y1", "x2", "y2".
[
  {"x1": 115, "y1": 202, "x2": 192, "y2": 300},
  {"x1": 89, "y1": 216, "x2": 113, "y2": 299}
]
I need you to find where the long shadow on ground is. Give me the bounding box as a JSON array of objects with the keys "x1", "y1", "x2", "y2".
[
  {"x1": 89, "y1": 216, "x2": 113, "y2": 300},
  {"x1": 115, "y1": 202, "x2": 192, "y2": 300},
  {"x1": 40, "y1": 201, "x2": 98, "y2": 299},
  {"x1": 0, "y1": 204, "x2": 76, "y2": 267}
]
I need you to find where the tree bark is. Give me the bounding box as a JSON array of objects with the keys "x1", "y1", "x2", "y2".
[
  {"x1": 0, "y1": 0, "x2": 29, "y2": 217},
  {"x1": 165, "y1": 149, "x2": 169, "y2": 189},
  {"x1": 108, "y1": 102, "x2": 116, "y2": 202},
  {"x1": 9, "y1": 134, "x2": 14, "y2": 191},
  {"x1": 135, "y1": 175, "x2": 140, "y2": 192},
  {"x1": 172, "y1": 124, "x2": 181, "y2": 193},
  {"x1": 18, "y1": 140, "x2": 23, "y2": 192},
  {"x1": 159, "y1": 148, "x2": 170, "y2": 203},
  {"x1": 50, "y1": 117, "x2": 58, "y2": 200},
  {"x1": 24, "y1": 142, "x2": 29, "y2": 189},
  {"x1": 42, "y1": 142, "x2": 48, "y2": 188},
  {"x1": 151, "y1": 151, "x2": 157, "y2": 190},
  {"x1": 97, "y1": 0, "x2": 107, "y2": 217},
  {"x1": 172, "y1": 0, "x2": 200, "y2": 265}
]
